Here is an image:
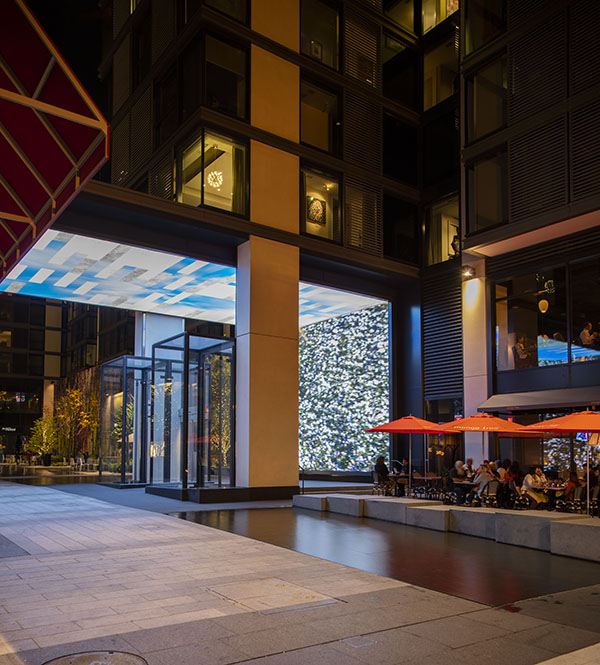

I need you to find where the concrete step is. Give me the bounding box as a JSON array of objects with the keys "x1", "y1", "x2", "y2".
[{"x1": 300, "y1": 486, "x2": 372, "y2": 495}]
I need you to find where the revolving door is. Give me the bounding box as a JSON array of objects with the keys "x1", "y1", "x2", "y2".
[{"x1": 150, "y1": 333, "x2": 235, "y2": 488}]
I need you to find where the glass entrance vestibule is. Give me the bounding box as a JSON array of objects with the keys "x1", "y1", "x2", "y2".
[{"x1": 99, "y1": 333, "x2": 235, "y2": 487}]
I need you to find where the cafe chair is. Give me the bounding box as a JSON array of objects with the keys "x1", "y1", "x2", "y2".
[{"x1": 371, "y1": 471, "x2": 388, "y2": 496}]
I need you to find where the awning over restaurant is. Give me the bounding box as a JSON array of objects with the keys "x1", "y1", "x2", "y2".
[
  {"x1": 0, "y1": 0, "x2": 109, "y2": 280},
  {"x1": 479, "y1": 386, "x2": 600, "y2": 413}
]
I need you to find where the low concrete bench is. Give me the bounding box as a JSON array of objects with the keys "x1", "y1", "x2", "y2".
[
  {"x1": 363, "y1": 497, "x2": 440, "y2": 524},
  {"x1": 327, "y1": 494, "x2": 365, "y2": 517},
  {"x1": 405, "y1": 505, "x2": 452, "y2": 531},
  {"x1": 449, "y1": 507, "x2": 497, "y2": 540},
  {"x1": 293, "y1": 494, "x2": 328, "y2": 511},
  {"x1": 550, "y1": 517, "x2": 600, "y2": 562},
  {"x1": 495, "y1": 511, "x2": 587, "y2": 551}
]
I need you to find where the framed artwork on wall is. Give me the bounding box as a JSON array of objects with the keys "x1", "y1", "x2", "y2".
[{"x1": 306, "y1": 197, "x2": 327, "y2": 225}]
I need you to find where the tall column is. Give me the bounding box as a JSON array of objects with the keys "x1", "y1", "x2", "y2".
[
  {"x1": 462, "y1": 258, "x2": 489, "y2": 464},
  {"x1": 134, "y1": 312, "x2": 184, "y2": 357},
  {"x1": 236, "y1": 235, "x2": 299, "y2": 488}
]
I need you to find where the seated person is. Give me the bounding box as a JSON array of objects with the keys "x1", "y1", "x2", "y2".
[
  {"x1": 448, "y1": 460, "x2": 468, "y2": 505},
  {"x1": 522, "y1": 466, "x2": 549, "y2": 509},
  {"x1": 463, "y1": 457, "x2": 475, "y2": 476},
  {"x1": 374, "y1": 456, "x2": 395, "y2": 495},
  {"x1": 564, "y1": 471, "x2": 581, "y2": 501},
  {"x1": 514, "y1": 335, "x2": 534, "y2": 368},
  {"x1": 579, "y1": 322, "x2": 598, "y2": 347},
  {"x1": 466, "y1": 464, "x2": 493, "y2": 505}
]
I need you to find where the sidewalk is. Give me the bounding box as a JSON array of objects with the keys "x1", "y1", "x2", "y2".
[{"x1": 0, "y1": 481, "x2": 598, "y2": 665}]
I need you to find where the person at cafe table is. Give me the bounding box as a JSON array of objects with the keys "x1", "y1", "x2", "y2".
[
  {"x1": 522, "y1": 466, "x2": 549, "y2": 509},
  {"x1": 448, "y1": 460, "x2": 469, "y2": 505}
]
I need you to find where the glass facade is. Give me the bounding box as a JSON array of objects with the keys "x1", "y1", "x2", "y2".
[
  {"x1": 205, "y1": 35, "x2": 247, "y2": 119},
  {"x1": 383, "y1": 114, "x2": 418, "y2": 185},
  {"x1": 422, "y1": 0, "x2": 459, "y2": 33},
  {"x1": 382, "y1": 35, "x2": 417, "y2": 108},
  {"x1": 300, "y1": 80, "x2": 340, "y2": 153},
  {"x1": 465, "y1": 0, "x2": 505, "y2": 55},
  {"x1": 495, "y1": 269, "x2": 568, "y2": 371},
  {"x1": 179, "y1": 130, "x2": 247, "y2": 214},
  {"x1": 570, "y1": 258, "x2": 600, "y2": 363},
  {"x1": 301, "y1": 0, "x2": 339, "y2": 69},
  {"x1": 425, "y1": 195, "x2": 459, "y2": 265},
  {"x1": 383, "y1": 195, "x2": 419, "y2": 264},
  {"x1": 384, "y1": 0, "x2": 414, "y2": 32},
  {"x1": 468, "y1": 152, "x2": 507, "y2": 232},
  {"x1": 423, "y1": 37, "x2": 458, "y2": 111},
  {"x1": 301, "y1": 168, "x2": 340, "y2": 242},
  {"x1": 467, "y1": 56, "x2": 507, "y2": 142}
]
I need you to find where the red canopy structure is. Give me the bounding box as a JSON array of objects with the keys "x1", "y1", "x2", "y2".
[
  {"x1": 0, "y1": 0, "x2": 109, "y2": 279},
  {"x1": 366, "y1": 415, "x2": 442, "y2": 488}
]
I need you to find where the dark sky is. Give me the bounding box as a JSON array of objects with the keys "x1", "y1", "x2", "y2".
[{"x1": 26, "y1": 0, "x2": 109, "y2": 113}]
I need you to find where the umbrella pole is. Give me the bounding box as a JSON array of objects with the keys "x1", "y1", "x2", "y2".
[
  {"x1": 408, "y1": 432, "x2": 412, "y2": 495},
  {"x1": 587, "y1": 439, "x2": 590, "y2": 516},
  {"x1": 481, "y1": 432, "x2": 484, "y2": 465}
]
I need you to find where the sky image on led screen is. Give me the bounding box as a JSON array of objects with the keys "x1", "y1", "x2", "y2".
[{"x1": 0, "y1": 230, "x2": 385, "y2": 325}]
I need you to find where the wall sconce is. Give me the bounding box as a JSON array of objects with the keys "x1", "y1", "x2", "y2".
[{"x1": 462, "y1": 264, "x2": 476, "y2": 279}]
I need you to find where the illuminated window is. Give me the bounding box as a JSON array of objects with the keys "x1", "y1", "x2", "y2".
[
  {"x1": 423, "y1": 38, "x2": 458, "y2": 111},
  {"x1": 179, "y1": 130, "x2": 247, "y2": 215},
  {"x1": 301, "y1": 168, "x2": 341, "y2": 242},
  {"x1": 300, "y1": 81, "x2": 340, "y2": 153},
  {"x1": 467, "y1": 56, "x2": 507, "y2": 142},
  {"x1": 425, "y1": 196, "x2": 459, "y2": 266},
  {"x1": 422, "y1": 0, "x2": 459, "y2": 33},
  {"x1": 384, "y1": 0, "x2": 414, "y2": 32},
  {"x1": 0, "y1": 330, "x2": 11, "y2": 348}
]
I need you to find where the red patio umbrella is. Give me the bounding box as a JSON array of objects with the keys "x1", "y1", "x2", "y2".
[
  {"x1": 525, "y1": 411, "x2": 600, "y2": 513},
  {"x1": 366, "y1": 415, "x2": 442, "y2": 490},
  {"x1": 438, "y1": 413, "x2": 530, "y2": 463}
]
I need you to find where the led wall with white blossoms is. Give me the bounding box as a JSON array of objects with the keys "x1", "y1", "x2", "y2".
[{"x1": 299, "y1": 303, "x2": 390, "y2": 471}]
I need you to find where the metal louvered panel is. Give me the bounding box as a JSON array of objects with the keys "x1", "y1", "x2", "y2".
[
  {"x1": 509, "y1": 117, "x2": 567, "y2": 222},
  {"x1": 149, "y1": 152, "x2": 174, "y2": 200},
  {"x1": 572, "y1": 99, "x2": 600, "y2": 202},
  {"x1": 343, "y1": 178, "x2": 382, "y2": 255},
  {"x1": 344, "y1": 9, "x2": 380, "y2": 89},
  {"x1": 362, "y1": 0, "x2": 382, "y2": 8},
  {"x1": 508, "y1": 0, "x2": 549, "y2": 26},
  {"x1": 129, "y1": 87, "x2": 152, "y2": 174},
  {"x1": 113, "y1": 35, "x2": 131, "y2": 115},
  {"x1": 113, "y1": 0, "x2": 129, "y2": 38},
  {"x1": 151, "y1": 0, "x2": 175, "y2": 64},
  {"x1": 422, "y1": 264, "x2": 463, "y2": 400},
  {"x1": 111, "y1": 116, "x2": 130, "y2": 185},
  {"x1": 487, "y1": 228, "x2": 600, "y2": 279},
  {"x1": 508, "y1": 14, "x2": 566, "y2": 124},
  {"x1": 571, "y1": 0, "x2": 600, "y2": 95},
  {"x1": 343, "y1": 92, "x2": 381, "y2": 172}
]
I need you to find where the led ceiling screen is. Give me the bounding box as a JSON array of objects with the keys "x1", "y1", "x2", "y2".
[
  {"x1": 0, "y1": 229, "x2": 387, "y2": 325},
  {"x1": 0, "y1": 230, "x2": 236, "y2": 323}
]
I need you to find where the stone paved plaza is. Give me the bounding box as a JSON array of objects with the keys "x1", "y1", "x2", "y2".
[{"x1": 0, "y1": 481, "x2": 599, "y2": 665}]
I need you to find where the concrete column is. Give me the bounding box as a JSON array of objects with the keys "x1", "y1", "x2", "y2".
[
  {"x1": 236, "y1": 236, "x2": 299, "y2": 488},
  {"x1": 134, "y1": 312, "x2": 184, "y2": 357},
  {"x1": 462, "y1": 258, "x2": 489, "y2": 465}
]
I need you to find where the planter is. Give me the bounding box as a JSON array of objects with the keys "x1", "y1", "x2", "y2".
[{"x1": 42, "y1": 453, "x2": 52, "y2": 466}]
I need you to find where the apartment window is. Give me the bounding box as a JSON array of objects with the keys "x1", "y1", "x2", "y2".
[
  {"x1": 384, "y1": 0, "x2": 414, "y2": 32},
  {"x1": 301, "y1": 0, "x2": 339, "y2": 70},
  {"x1": 154, "y1": 66, "x2": 178, "y2": 146},
  {"x1": 29, "y1": 355, "x2": 43, "y2": 376},
  {"x1": 423, "y1": 110, "x2": 459, "y2": 186},
  {"x1": 0, "y1": 353, "x2": 9, "y2": 373},
  {"x1": 495, "y1": 269, "x2": 568, "y2": 371},
  {"x1": 383, "y1": 114, "x2": 417, "y2": 185},
  {"x1": 300, "y1": 80, "x2": 340, "y2": 153},
  {"x1": 468, "y1": 152, "x2": 507, "y2": 232},
  {"x1": 570, "y1": 258, "x2": 600, "y2": 364},
  {"x1": 132, "y1": 10, "x2": 151, "y2": 88},
  {"x1": 0, "y1": 330, "x2": 10, "y2": 349},
  {"x1": 205, "y1": 35, "x2": 247, "y2": 119},
  {"x1": 423, "y1": 38, "x2": 458, "y2": 111},
  {"x1": 422, "y1": 0, "x2": 459, "y2": 33},
  {"x1": 382, "y1": 35, "x2": 417, "y2": 108},
  {"x1": 13, "y1": 353, "x2": 27, "y2": 374},
  {"x1": 301, "y1": 168, "x2": 341, "y2": 242},
  {"x1": 29, "y1": 329, "x2": 43, "y2": 351},
  {"x1": 179, "y1": 130, "x2": 247, "y2": 215},
  {"x1": 205, "y1": 0, "x2": 247, "y2": 22},
  {"x1": 467, "y1": 56, "x2": 507, "y2": 142},
  {"x1": 425, "y1": 195, "x2": 459, "y2": 266},
  {"x1": 181, "y1": 36, "x2": 202, "y2": 120},
  {"x1": 383, "y1": 196, "x2": 419, "y2": 264},
  {"x1": 465, "y1": 0, "x2": 506, "y2": 55}
]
